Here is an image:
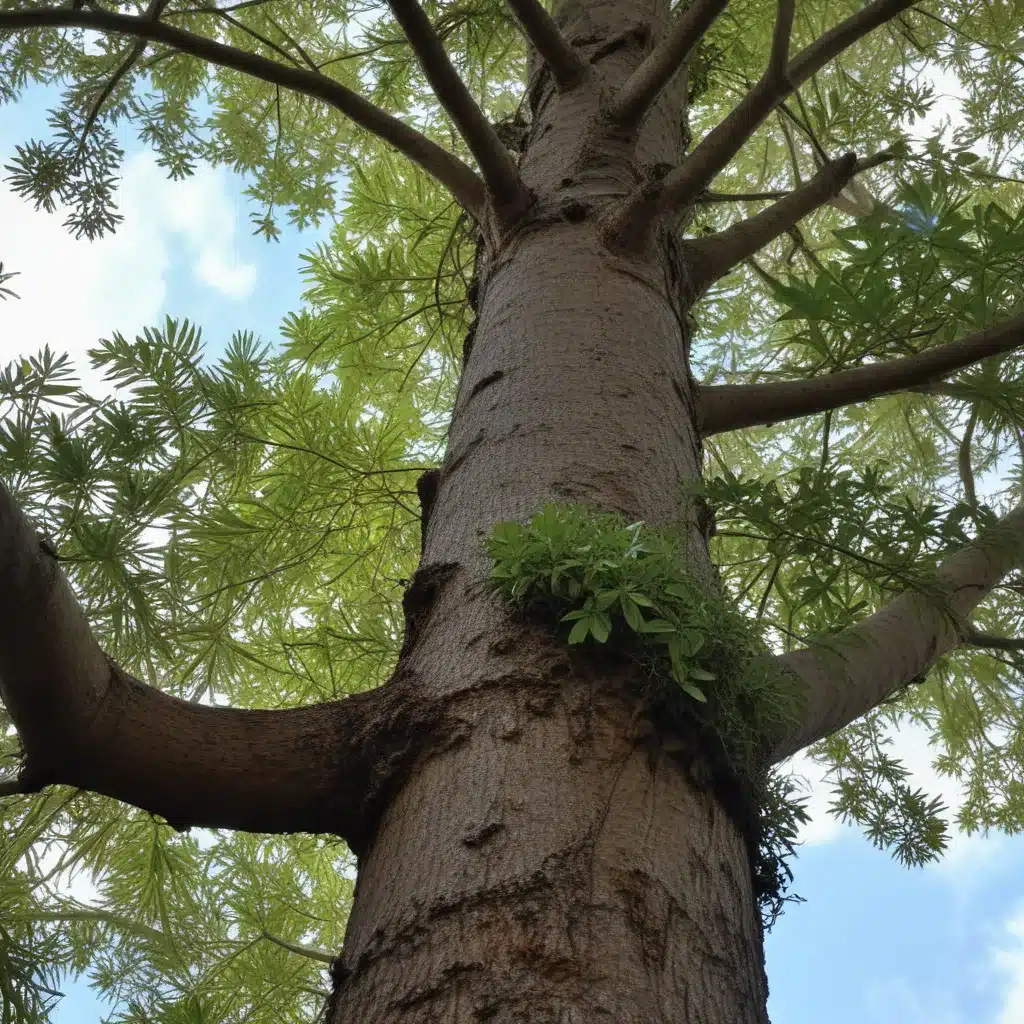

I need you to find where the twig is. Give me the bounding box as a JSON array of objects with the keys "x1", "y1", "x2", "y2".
[
  {"x1": 261, "y1": 930, "x2": 335, "y2": 964},
  {"x1": 76, "y1": 0, "x2": 171, "y2": 157}
]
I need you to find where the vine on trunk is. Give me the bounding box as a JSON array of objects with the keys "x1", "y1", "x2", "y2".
[{"x1": 485, "y1": 502, "x2": 809, "y2": 926}]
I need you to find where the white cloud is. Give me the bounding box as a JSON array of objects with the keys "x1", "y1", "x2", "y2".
[
  {"x1": 0, "y1": 151, "x2": 255, "y2": 394},
  {"x1": 862, "y1": 977, "x2": 964, "y2": 1024},
  {"x1": 991, "y1": 904, "x2": 1024, "y2": 1024}
]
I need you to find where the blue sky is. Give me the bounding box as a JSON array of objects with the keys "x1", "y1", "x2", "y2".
[{"x1": 5, "y1": 85, "x2": 1024, "y2": 1024}]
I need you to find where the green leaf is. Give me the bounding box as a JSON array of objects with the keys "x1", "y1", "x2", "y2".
[
  {"x1": 620, "y1": 592, "x2": 644, "y2": 631},
  {"x1": 680, "y1": 681, "x2": 708, "y2": 702},
  {"x1": 639, "y1": 619, "x2": 676, "y2": 634},
  {"x1": 591, "y1": 611, "x2": 612, "y2": 643},
  {"x1": 567, "y1": 617, "x2": 592, "y2": 644}
]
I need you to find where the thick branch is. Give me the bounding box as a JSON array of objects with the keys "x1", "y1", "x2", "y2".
[
  {"x1": 0, "y1": 7, "x2": 486, "y2": 218},
  {"x1": 607, "y1": 0, "x2": 915, "y2": 245},
  {"x1": 685, "y1": 152, "x2": 856, "y2": 291},
  {"x1": 386, "y1": 0, "x2": 530, "y2": 219},
  {"x1": 503, "y1": 0, "x2": 587, "y2": 91},
  {"x1": 962, "y1": 625, "x2": 1024, "y2": 652},
  {"x1": 685, "y1": 149, "x2": 897, "y2": 292},
  {"x1": 607, "y1": 0, "x2": 728, "y2": 127},
  {"x1": 698, "y1": 313, "x2": 1024, "y2": 436},
  {"x1": 0, "y1": 483, "x2": 439, "y2": 851},
  {"x1": 698, "y1": 189, "x2": 790, "y2": 203},
  {"x1": 771, "y1": 505, "x2": 1024, "y2": 761},
  {"x1": 768, "y1": 0, "x2": 796, "y2": 81}
]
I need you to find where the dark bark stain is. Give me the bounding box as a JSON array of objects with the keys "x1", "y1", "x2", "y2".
[
  {"x1": 442, "y1": 430, "x2": 485, "y2": 478},
  {"x1": 561, "y1": 200, "x2": 591, "y2": 222},
  {"x1": 468, "y1": 369, "x2": 504, "y2": 401},
  {"x1": 463, "y1": 819, "x2": 505, "y2": 847},
  {"x1": 399, "y1": 562, "x2": 459, "y2": 660},
  {"x1": 586, "y1": 25, "x2": 650, "y2": 63},
  {"x1": 416, "y1": 469, "x2": 441, "y2": 557}
]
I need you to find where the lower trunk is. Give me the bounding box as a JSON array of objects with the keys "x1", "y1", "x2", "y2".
[
  {"x1": 327, "y1": 208, "x2": 769, "y2": 1018},
  {"x1": 332, "y1": 625, "x2": 769, "y2": 1022}
]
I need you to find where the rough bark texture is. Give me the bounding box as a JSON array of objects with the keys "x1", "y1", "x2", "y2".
[{"x1": 327, "y1": 0, "x2": 770, "y2": 1018}]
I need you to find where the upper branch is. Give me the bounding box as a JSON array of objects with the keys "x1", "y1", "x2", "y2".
[
  {"x1": 607, "y1": 0, "x2": 728, "y2": 128},
  {"x1": 768, "y1": 0, "x2": 796, "y2": 81},
  {"x1": 503, "y1": 0, "x2": 588, "y2": 91},
  {"x1": 770, "y1": 504, "x2": 1024, "y2": 762},
  {"x1": 684, "y1": 148, "x2": 897, "y2": 293},
  {"x1": 0, "y1": 6, "x2": 486, "y2": 218},
  {"x1": 0, "y1": 482, "x2": 440, "y2": 853},
  {"x1": 685, "y1": 151, "x2": 856, "y2": 292},
  {"x1": 962, "y1": 625, "x2": 1024, "y2": 652},
  {"x1": 607, "y1": 0, "x2": 915, "y2": 246},
  {"x1": 698, "y1": 312, "x2": 1024, "y2": 436},
  {"x1": 77, "y1": 0, "x2": 172, "y2": 152},
  {"x1": 386, "y1": 0, "x2": 531, "y2": 220}
]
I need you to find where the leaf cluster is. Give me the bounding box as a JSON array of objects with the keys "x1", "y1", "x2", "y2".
[
  {"x1": 485, "y1": 502, "x2": 809, "y2": 927},
  {"x1": 813, "y1": 715, "x2": 949, "y2": 867}
]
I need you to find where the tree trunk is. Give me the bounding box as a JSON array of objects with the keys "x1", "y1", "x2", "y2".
[{"x1": 329, "y1": 0, "x2": 770, "y2": 1018}]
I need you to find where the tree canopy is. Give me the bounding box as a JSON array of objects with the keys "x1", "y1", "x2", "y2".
[{"x1": 2, "y1": 0, "x2": 1024, "y2": 1019}]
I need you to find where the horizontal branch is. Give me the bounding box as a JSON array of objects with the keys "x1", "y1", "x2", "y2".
[
  {"x1": 606, "y1": 0, "x2": 915, "y2": 246},
  {"x1": 607, "y1": 0, "x2": 728, "y2": 127},
  {"x1": 9, "y1": 908, "x2": 168, "y2": 947},
  {"x1": 698, "y1": 189, "x2": 790, "y2": 203},
  {"x1": 0, "y1": 6, "x2": 486, "y2": 218},
  {"x1": 386, "y1": 0, "x2": 531, "y2": 220},
  {"x1": 698, "y1": 312, "x2": 1024, "y2": 436},
  {"x1": 503, "y1": 0, "x2": 588, "y2": 91},
  {"x1": 0, "y1": 482, "x2": 440, "y2": 852},
  {"x1": 962, "y1": 625, "x2": 1024, "y2": 652},
  {"x1": 771, "y1": 504, "x2": 1024, "y2": 761}
]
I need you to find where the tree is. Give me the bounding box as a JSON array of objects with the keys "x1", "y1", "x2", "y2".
[{"x1": 2, "y1": 0, "x2": 1024, "y2": 1019}]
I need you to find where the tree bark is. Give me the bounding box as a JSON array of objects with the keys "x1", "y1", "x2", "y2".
[{"x1": 328, "y1": 0, "x2": 770, "y2": 1018}]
